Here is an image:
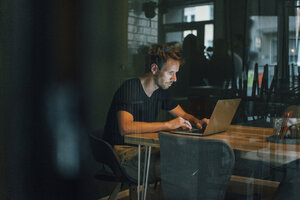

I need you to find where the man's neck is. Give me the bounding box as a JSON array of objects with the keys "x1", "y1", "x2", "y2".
[{"x1": 139, "y1": 74, "x2": 159, "y2": 97}]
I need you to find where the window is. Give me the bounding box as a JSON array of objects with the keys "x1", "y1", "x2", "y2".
[
  {"x1": 204, "y1": 24, "x2": 214, "y2": 48},
  {"x1": 249, "y1": 16, "x2": 278, "y2": 66},
  {"x1": 288, "y1": 1, "x2": 300, "y2": 76},
  {"x1": 162, "y1": 3, "x2": 214, "y2": 46}
]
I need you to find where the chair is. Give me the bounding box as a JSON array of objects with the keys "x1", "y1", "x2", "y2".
[
  {"x1": 159, "y1": 133, "x2": 235, "y2": 200},
  {"x1": 237, "y1": 64, "x2": 286, "y2": 126},
  {"x1": 249, "y1": 64, "x2": 270, "y2": 121},
  {"x1": 89, "y1": 132, "x2": 137, "y2": 200}
]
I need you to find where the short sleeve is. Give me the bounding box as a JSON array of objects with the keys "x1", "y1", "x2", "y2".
[{"x1": 113, "y1": 85, "x2": 135, "y2": 115}]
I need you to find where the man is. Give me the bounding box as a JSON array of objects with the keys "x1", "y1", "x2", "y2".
[{"x1": 103, "y1": 44, "x2": 209, "y2": 182}]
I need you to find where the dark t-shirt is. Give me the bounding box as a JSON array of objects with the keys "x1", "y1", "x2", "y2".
[{"x1": 103, "y1": 78, "x2": 178, "y2": 146}]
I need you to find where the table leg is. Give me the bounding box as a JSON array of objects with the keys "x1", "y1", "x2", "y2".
[
  {"x1": 143, "y1": 146, "x2": 152, "y2": 200},
  {"x1": 141, "y1": 146, "x2": 148, "y2": 199},
  {"x1": 138, "y1": 144, "x2": 141, "y2": 200}
]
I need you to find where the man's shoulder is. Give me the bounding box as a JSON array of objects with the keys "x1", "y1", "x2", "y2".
[
  {"x1": 119, "y1": 78, "x2": 140, "y2": 89},
  {"x1": 113, "y1": 78, "x2": 142, "y2": 100}
]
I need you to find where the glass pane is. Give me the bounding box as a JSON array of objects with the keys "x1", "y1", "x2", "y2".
[
  {"x1": 166, "y1": 30, "x2": 198, "y2": 43},
  {"x1": 247, "y1": 16, "x2": 278, "y2": 95},
  {"x1": 289, "y1": 4, "x2": 300, "y2": 76},
  {"x1": 204, "y1": 24, "x2": 214, "y2": 48},
  {"x1": 250, "y1": 16, "x2": 278, "y2": 66},
  {"x1": 183, "y1": 30, "x2": 197, "y2": 38},
  {"x1": 163, "y1": 7, "x2": 183, "y2": 24},
  {"x1": 184, "y1": 5, "x2": 214, "y2": 22},
  {"x1": 165, "y1": 32, "x2": 183, "y2": 43},
  {"x1": 164, "y1": 4, "x2": 213, "y2": 24}
]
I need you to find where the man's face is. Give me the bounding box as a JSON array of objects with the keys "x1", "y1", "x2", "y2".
[{"x1": 154, "y1": 58, "x2": 180, "y2": 90}]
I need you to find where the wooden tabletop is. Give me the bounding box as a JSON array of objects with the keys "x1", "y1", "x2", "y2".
[{"x1": 124, "y1": 125, "x2": 300, "y2": 165}]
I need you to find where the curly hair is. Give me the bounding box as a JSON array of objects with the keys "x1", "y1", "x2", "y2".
[{"x1": 145, "y1": 44, "x2": 183, "y2": 72}]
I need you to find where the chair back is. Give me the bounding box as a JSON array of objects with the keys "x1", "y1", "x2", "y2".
[
  {"x1": 159, "y1": 133, "x2": 235, "y2": 200},
  {"x1": 89, "y1": 133, "x2": 132, "y2": 182}
]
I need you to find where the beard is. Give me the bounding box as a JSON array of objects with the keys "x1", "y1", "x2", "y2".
[
  {"x1": 155, "y1": 75, "x2": 172, "y2": 89},
  {"x1": 159, "y1": 82, "x2": 170, "y2": 90}
]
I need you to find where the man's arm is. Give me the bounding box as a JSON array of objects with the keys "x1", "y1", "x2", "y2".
[
  {"x1": 169, "y1": 105, "x2": 209, "y2": 129},
  {"x1": 117, "y1": 110, "x2": 192, "y2": 135}
]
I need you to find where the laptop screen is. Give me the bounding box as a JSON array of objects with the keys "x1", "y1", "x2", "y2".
[{"x1": 168, "y1": 98, "x2": 241, "y2": 136}]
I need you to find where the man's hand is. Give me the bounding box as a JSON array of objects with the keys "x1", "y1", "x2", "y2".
[
  {"x1": 168, "y1": 105, "x2": 209, "y2": 130},
  {"x1": 194, "y1": 118, "x2": 210, "y2": 129},
  {"x1": 167, "y1": 117, "x2": 192, "y2": 130}
]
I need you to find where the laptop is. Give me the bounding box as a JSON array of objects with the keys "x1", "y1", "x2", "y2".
[{"x1": 170, "y1": 98, "x2": 241, "y2": 136}]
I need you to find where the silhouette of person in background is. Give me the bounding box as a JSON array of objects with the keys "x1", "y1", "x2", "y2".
[
  {"x1": 182, "y1": 34, "x2": 209, "y2": 87},
  {"x1": 207, "y1": 38, "x2": 234, "y2": 87},
  {"x1": 230, "y1": 35, "x2": 244, "y2": 80}
]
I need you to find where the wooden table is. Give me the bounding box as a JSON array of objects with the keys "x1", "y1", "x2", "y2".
[
  {"x1": 125, "y1": 125, "x2": 300, "y2": 199},
  {"x1": 125, "y1": 125, "x2": 300, "y2": 165}
]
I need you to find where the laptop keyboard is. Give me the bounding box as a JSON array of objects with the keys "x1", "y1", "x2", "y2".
[{"x1": 178, "y1": 123, "x2": 207, "y2": 133}]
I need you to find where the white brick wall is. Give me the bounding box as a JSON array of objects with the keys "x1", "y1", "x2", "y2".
[{"x1": 128, "y1": 0, "x2": 158, "y2": 54}]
